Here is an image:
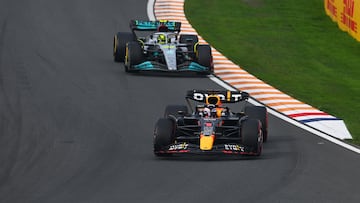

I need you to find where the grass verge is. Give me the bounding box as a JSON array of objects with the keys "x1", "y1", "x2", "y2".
[{"x1": 185, "y1": 0, "x2": 360, "y2": 145}]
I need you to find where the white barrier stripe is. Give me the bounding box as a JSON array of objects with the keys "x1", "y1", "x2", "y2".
[
  {"x1": 260, "y1": 98, "x2": 304, "y2": 104},
  {"x1": 233, "y1": 83, "x2": 272, "y2": 89},
  {"x1": 214, "y1": 66, "x2": 242, "y2": 70},
  {"x1": 213, "y1": 57, "x2": 232, "y2": 61},
  {"x1": 155, "y1": 1, "x2": 183, "y2": 5},
  {"x1": 270, "y1": 104, "x2": 313, "y2": 109},
  {"x1": 253, "y1": 94, "x2": 292, "y2": 99},
  {"x1": 155, "y1": 12, "x2": 185, "y2": 16},
  {"x1": 292, "y1": 115, "x2": 336, "y2": 120},
  {"x1": 225, "y1": 79, "x2": 263, "y2": 83},
  {"x1": 214, "y1": 60, "x2": 237, "y2": 64},
  {"x1": 214, "y1": 69, "x2": 245, "y2": 73},
  {"x1": 155, "y1": 9, "x2": 184, "y2": 13},
  {"x1": 281, "y1": 109, "x2": 324, "y2": 115},
  {"x1": 213, "y1": 72, "x2": 248, "y2": 77},
  {"x1": 240, "y1": 89, "x2": 281, "y2": 93},
  {"x1": 154, "y1": 8, "x2": 183, "y2": 11}
]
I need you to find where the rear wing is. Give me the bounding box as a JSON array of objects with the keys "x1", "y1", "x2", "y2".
[
  {"x1": 130, "y1": 20, "x2": 181, "y2": 32},
  {"x1": 186, "y1": 90, "x2": 249, "y2": 103}
]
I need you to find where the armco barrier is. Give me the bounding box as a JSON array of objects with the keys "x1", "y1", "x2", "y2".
[
  {"x1": 152, "y1": 0, "x2": 352, "y2": 140},
  {"x1": 325, "y1": 0, "x2": 360, "y2": 41}
]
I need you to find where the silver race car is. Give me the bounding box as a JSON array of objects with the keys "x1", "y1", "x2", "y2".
[{"x1": 113, "y1": 20, "x2": 213, "y2": 74}]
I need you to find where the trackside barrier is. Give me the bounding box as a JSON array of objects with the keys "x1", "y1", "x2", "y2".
[
  {"x1": 324, "y1": 0, "x2": 360, "y2": 41},
  {"x1": 151, "y1": 0, "x2": 352, "y2": 140}
]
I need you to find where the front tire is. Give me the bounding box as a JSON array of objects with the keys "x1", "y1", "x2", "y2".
[
  {"x1": 125, "y1": 41, "x2": 145, "y2": 72},
  {"x1": 241, "y1": 119, "x2": 262, "y2": 156},
  {"x1": 154, "y1": 118, "x2": 175, "y2": 156}
]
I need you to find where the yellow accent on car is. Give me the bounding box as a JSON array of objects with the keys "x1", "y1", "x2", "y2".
[
  {"x1": 162, "y1": 45, "x2": 175, "y2": 49},
  {"x1": 206, "y1": 95, "x2": 221, "y2": 106},
  {"x1": 137, "y1": 39, "x2": 144, "y2": 48},
  {"x1": 200, "y1": 135, "x2": 215, "y2": 150},
  {"x1": 125, "y1": 43, "x2": 129, "y2": 64},
  {"x1": 194, "y1": 42, "x2": 199, "y2": 55},
  {"x1": 113, "y1": 35, "x2": 118, "y2": 54}
]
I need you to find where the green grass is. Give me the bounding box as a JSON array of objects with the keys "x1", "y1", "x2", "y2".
[{"x1": 185, "y1": 0, "x2": 360, "y2": 145}]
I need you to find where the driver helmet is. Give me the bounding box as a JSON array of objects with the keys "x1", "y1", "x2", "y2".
[
  {"x1": 157, "y1": 34, "x2": 166, "y2": 44},
  {"x1": 203, "y1": 107, "x2": 211, "y2": 117}
]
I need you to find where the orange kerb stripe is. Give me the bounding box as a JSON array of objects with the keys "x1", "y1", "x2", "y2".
[
  {"x1": 216, "y1": 71, "x2": 247, "y2": 75},
  {"x1": 215, "y1": 67, "x2": 242, "y2": 71},
  {"x1": 277, "y1": 107, "x2": 317, "y2": 112},
  {"x1": 249, "y1": 91, "x2": 282, "y2": 95},
  {"x1": 238, "y1": 86, "x2": 275, "y2": 90},
  {"x1": 258, "y1": 96, "x2": 293, "y2": 101},
  {"x1": 219, "y1": 76, "x2": 257, "y2": 80},
  {"x1": 230, "y1": 81, "x2": 265, "y2": 85}
]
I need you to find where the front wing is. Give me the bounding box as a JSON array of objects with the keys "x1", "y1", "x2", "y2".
[
  {"x1": 130, "y1": 61, "x2": 211, "y2": 73},
  {"x1": 154, "y1": 142, "x2": 260, "y2": 156}
]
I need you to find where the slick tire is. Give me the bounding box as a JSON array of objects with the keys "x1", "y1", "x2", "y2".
[
  {"x1": 242, "y1": 119, "x2": 262, "y2": 156},
  {"x1": 154, "y1": 118, "x2": 175, "y2": 156},
  {"x1": 179, "y1": 34, "x2": 199, "y2": 46},
  {"x1": 179, "y1": 34, "x2": 199, "y2": 59},
  {"x1": 125, "y1": 41, "x2": 145, "y2": 72},
  {"x1": 113, "y1": 32, "x2": 134, "y2": 62},
  {"x1": 245, "y1": 106, "x2": 268, "y2": 142},
  {"x1": 196, "y1": 45, "x2": 213, "y2": 74}
]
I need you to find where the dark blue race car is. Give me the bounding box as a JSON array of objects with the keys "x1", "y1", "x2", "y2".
[{"x1": 153, "y1": 90, "x2": 268, "y2": 157}]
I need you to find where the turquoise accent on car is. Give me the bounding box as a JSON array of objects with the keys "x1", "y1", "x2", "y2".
[
  {"x1": 188, "y1": 62, "x2": 207, "y2": 71},
  {"x1": 133, "y1": 61, "x2": 208, "y2": 72},
  {"x1": 135, "y1": 20, "x2": 177, "y2": 30},
  {"x1": 134, "y1": 62, "x2": 154, "y2": 70}
]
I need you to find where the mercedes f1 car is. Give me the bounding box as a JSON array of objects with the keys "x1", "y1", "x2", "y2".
[
  {"x1": 153, "y1": 90, "x2": 268, "y2": 157},
  {"x1": 113, "y1": 20, "x2": 213, "y2": 74}
]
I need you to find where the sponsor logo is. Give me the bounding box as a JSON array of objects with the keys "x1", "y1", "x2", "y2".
[
  {"x1": 224, "y1": 144, "x2": 244, "y2": 151},
  {"x1": 193, "y1": 92, "x2": 243, "y2": 102},
  {"x1": 169, "y1": 143, "x2": 189, "y2": 151},
  {"x1": 341, "y1": 0, "x2": 357, "y2": 33},
  {"x1": 326, "y1": 0, "x2": 337, "y2": 17}
]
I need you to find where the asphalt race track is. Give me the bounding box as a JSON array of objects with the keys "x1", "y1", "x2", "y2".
[{"x1": 0, "y1": 0, "x2": 359, "y2": 202}]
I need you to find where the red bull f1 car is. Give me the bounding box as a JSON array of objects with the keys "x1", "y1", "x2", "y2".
[
  {"x1": 113, "y1": 20, "x2": 213, "y2": 74},
  {"x1": 153, "y1": 90, "x2": 268, "y2": 157}
]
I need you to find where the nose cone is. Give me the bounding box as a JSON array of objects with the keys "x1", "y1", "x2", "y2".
[{"x1": 200, "y1": 135, "x2": 215, "y2": 150}]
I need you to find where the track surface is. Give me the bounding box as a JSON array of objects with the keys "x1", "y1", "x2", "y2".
[{"x1": 0, "y1": 0, "x2": 359, "y2": 202}]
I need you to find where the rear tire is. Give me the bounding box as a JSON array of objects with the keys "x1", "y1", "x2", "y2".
[
  {"x1": 113, "y1": 32, "x2": 134, "y2": 62},
  {"x1": 179, "y1": 34, "x2": 199, "y2": 46},
  {"x1": 125, "y1": 41, "x2": 145, "y2": 72},
  {"x1": 164, "y1": 105, "x2": 188, "y2": 118},
  {"x1": 245, "y1": 106, "x2": 268, "y2": 142},
  {"x1": 154, "y1": 118, "x2": 175, "y2": 156},
  {"x1": 179, "y1": 34, "x2": 199, "y2": 59},
  {"x1": 241, "y1": 119, "x2": 262, "y2": 156}
]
